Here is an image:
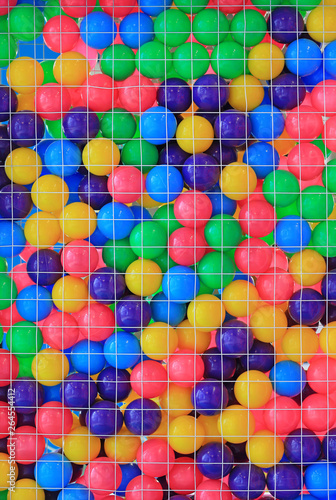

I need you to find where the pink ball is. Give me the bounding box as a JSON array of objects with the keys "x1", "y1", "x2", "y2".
[
  {"x1": 81, "y1": 74, "x2": 118, "y2": 113},
  {"x1": 263, "y1": 396, "x2": 301, "y2": 436},
  {"x1": 214, "y1": 0, "x2": 244, "y2": 13},
  {"x1": 174, "y1": 190, "x2": 212, "y2": 229},
  {"x1": 100, "y1": 0, "x2": 136, "y2": 17},
  {"x1": 270, "y1": 248, "x2": 288, "y2": 271},
  {"x1": 84, "y1": 457, "x2": 122, "y2": 496},
  {"x1": 287, "y1": 143, "x2": 325, "y2": 181},
  {"x1": 167, "y1": 457, "x2": 203, "y2": 495},
  {"x1": 130, "y1": 360, "x2": 168, "y2": 398},
  {"x1": 125, "y1": 475, "x2": 163, "y2": 500},
  {"x1": 168, "y1": 227, "x2": 206, "y2": 266},
  {"x1": 136, "y1": 438, "x2": 175, "y2": 477},
  {"x1": 302, "y1": 393, "x2": 336, "y2": 432},
  {"x1": 108, "y1": 166, "x2": 145, "y2": 203},
  {"x1": 307, "y1": 356, "x2": 336, "y2": 394},
  {"x1": 322, "y1": 115, "x2": 336, "y2": 152},
  {"x1": 285, "y1": 105, "x2": 323, "y2": 142},
  {"x1": 256, "y1": 267, "x2": 294, "y2": 305},
  {"x1": 311, "y1": 79, "x2": 336, "y2": 117},
  {"x1": 76, "y1": 303, "x2": 115, "y2": 341},
  {"x1": 10, "y1": 426, "x2": 45, "y2": 464},
  {"x1": 36, "y1": 401, "x2": 73, "y2": 439},
  {"x1": 239, "y1": 200, "x2": 276, "y2": 237},
  {"x1": 61, "y1": 239, "x2": 99, "y2": 278},
  {"x1": 41, "y1": 311, "x2": 79, "y2": 350},
  {"x1": 0, "y1": 304, "x2": 24, "y2": 333},
  {"x1": 35, "y1": 83, "x2": 72, "y2": 121},
  {"x1": 168, "y1": 349, "x2": 204, "y2": 387},
  {"x1": 196, "y1": 480, "x2": 232, "y2": 500},
  {"x1": 118, "y1": 75, "x2": 157, "y2": 113},
  {"x1": 234, "y1": 238, "x2": 272, "y2": 275},
  {"x1": 10, "y1": 263, "x2": 34, "y2": 293},
  {"x1": 43, "y1": 16, "x2": 80, "y2": 54},
  {"x1": 0, "y1": 401, "x2": 17, "y2": 438},
  {"x1": 0, "y1": 348, "x2": 19, "y2": 386},
  {"x1": 60, "y1": 0, "x2": 95, "y2": 17}
]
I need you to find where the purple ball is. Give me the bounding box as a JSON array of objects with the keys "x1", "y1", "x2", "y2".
[
  {"x1": 97, "y1": 366, "x2": 131, "y2": 402},
  {"x1": 115, "y1": 294, "x2": 152, "y2": 333},
  {"x1": 191, "y1": 378, "x2": 228, "y2": 416},
  {"x1": 196, "y1": 442, "x2": 233, "y2": 479},
  {"x1": 202, "y1": 347, "x2": 236, "y2": 381},
  {"x1": 288, "y1": 288, "x2": 325, "y2": 326},
  {"x1": 63, "y1": 106, "x2": 100, "y2": 145},
  {"x1": 0, "y1": 184, "x2": 32, "y2": 220},
  {"x1": 0, "y1": 126, "x2": 12, "y2": 165},
  {"x1": 193, "y1": 74, "x2": 229, "y2": 112},
  {"x1": 229, "y1": 464, "x2": 266, "y2": 500},
  {"x1": 124, "y1": 398, "x2": 162, "y2": 436},
  {"x1": 214, "y1": 111, "x2": 252, "y2": 147},
  {"x1": 0, "y1": 85, "x2": 18, "y2": 122},
  {"x1": 159, "y1": 141, "x2": 190, "y2": 169},
  {"x1": 27, "y1": 249, "x2": 63, "y2": 286},
  {"x1": 205, "y1": 141, "x2": 237, "y2": 166},
  {"x1": 240, "y1": 339, "x2": 275, "y2": 373},
  {"x1": 322, "y1": 269, "x2": 336, "y2": 305},
  {"x1": 78, "y1": 174, "x2": 112, "y2": 210},
  {"x1": 268, "y1": 7, "x2": 304, "y2": 44},
  {"x1": 157, "y1": 78, "x2": 192, "y2": 114},
  {"x1": 216, "y1": 320, "x2": 253, "y2": 358},
  {"x1": 267, "y1": 464, "x2": 303, "y2": 500},
  {"x1": 12, "y1": 378, "x2": 44, "y2": 414},
  {"x1": 85, "y1": 400, "x2": 123, "y2": 438},
  {"x1": 89, "y1": 266, "x2": 126, "y2": 304},
  {"x1": 269, "y1": 73, "x2": 306, "y2": 111},
  {"x1": 62, "y1": 372, "x2": 97, "y2": 410},
  {"x1": 182, "y1": 153, "x2": 220, "y2": 191},
  {"x1": 195, "y1": 109, "x2": 218, "y2": 125},
  {"x1": 8, "y1": 111, "x2": 45, "y2": 147}
]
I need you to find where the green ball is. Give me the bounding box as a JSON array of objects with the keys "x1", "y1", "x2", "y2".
[
  {"x1": 173, "y1": 42, "x2": 210, "y2": 81},
  {"x1": 41, "y1": 60, "x2": 57, "y2": 84},
  {"x1": 211, "y1": 41, "x2": 247, "y2": 79},
  {"x1": 100, "y1": 44, "x2": 135, "y2": 81},
  {"x1": 192, "y1": 8, "x2": 229, "y2": 46},
  {"x1": 130, "y1": 221, "x2": 167, "y2": 259},
  {"x1": 312, "y1": 220, "x2": 336, "y2": 257},
  {"x1": 102, "y1": 237, "x2": 137, "y2": 273},
  {"x1": 9, "y1": 4, "x2": 45, "y2": 42},
  {"x1": 0, "y1": 33, "x2": 17, "y2": 68},
  {"x1": 230, "y1": 9, "x2": 267, "y2": 47},
  {"x1": 0, "y1": 257, "x2": 7, "y2": 273},
  {"x1": 0, "y1": 15, "x2": 9, "y2": 32},
  {"x1": 121, "y1": 139, "x2": 159, "y2": 174},
  {"x1": 18, "y1": 355, "x2": 34, "y2": 378},
  {"x1": 174, "y1": 0, "x2": 209, "y2": 14},
  {"x1": 204, "y1": 214, "x2": 242, "y2": 252},
  {"x1": 153, "y1": 204, "x2": 183, "y2": 236},
  {"x1": 136, "y1": 40, "x2": 172, "y2": 79},
  {"x1": 197, "y1": 251, "x2": 235, "y2": 289},
  {"x1": 276, "y1": 201, "x2": 300, "y2": 219},
  {"x1": 7, "y1": 321, "x2": 43, "y2": 357},
  {"x1": 46, "y1": 118, "x2": 66, "y2": 139},
  {"x1": 154, "y1": 9, "x2": 191, "y2": 47},
  {"x1": 297, "y1": 186, "x2": 334, "y2": 222},
  {"x1": 153, "y1": 249, "x2": 175, "y2": 274},
  {"x1": 0, "y1": 275, "x2": 17, "y2": 310},
  {"x1": 100, "y1": 108, "x2": 136, "y2": 144},
  {"x1": 263, "y1": 170, "x2": 300, "y2": 208},
  {"x1": 323, "y1": 159, "x2": 336, "y2": 193},
  {"x1": 250, "y1": 0, "x2": 282, "y2": 9}
]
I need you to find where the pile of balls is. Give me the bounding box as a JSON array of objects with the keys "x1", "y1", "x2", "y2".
[{"x1": 2, "y1": 0, "x2": 336, "y2": 498}]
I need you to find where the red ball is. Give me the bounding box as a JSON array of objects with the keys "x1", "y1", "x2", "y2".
[
  {"x1": 36, "y1": 401, "x2": 73, "y2": 439},
  {"x1": 41, "y1": 311, "x2": 79, "y2": 350},
  {"x1": 167, "y1": 349, "x2": 204, "y2": 387},
  {"x1": 239, "y1": 200, "x2": 276, "y2": 237},
  {"x1": 108, "y1": 166, "x2": 145, "y2": 204},
  {"x1": 59, "y1": 0, "x2": 96, "y2": 17},
  {"x1": 100, "y1": 0, "x2": 137, "y2": 17},
  {"x1": 263, "y1": 396, "x2": 301, "y2": 436},
  {"x1": 76, "y1": 303, "x2": 115, "y2": 342},
  {"x1": 307, "y1": 356, "x2": 336, "y2": 394},
  {"x1": 81, "y1": 74, "x2": 118, "y2": 113},
  {"x1": 215, "y1": 0, "x2": 244, "y2": 13},
  {"x1": 61, "y1": 239, "x2": 99, "y2": 278},
  {"x1": 35, "y1": 83, "x2": 72, "y2": 121},
  {"x1": 0, "y1": 401, "x2": 17, "y2": 439},
  {"x1": 9, "y1": 426, "x2": 45, "y2": 464},
  {"x1": 136, "y1": 438, "x2": 175, "y2": 477},
  {"x1": 311, "y1": 79, "x2": 336, "y2": 117},
  {"x1": 167, "y1": 457, "x2": 203, "y2": 495},
  {"x1": 43, "y1": 16, "x2": 80, "y2": 53},
  {"x1": 10, "y1": 263, "x2": 34, "y2": 293},
  {"x1": 0, "y1": 349, "x2": 19, "y2": 387},
  {"x1": 196, "y1": 480, "x2": 232, "y2": 500},
  {"x1": 302, "y1": 393, "x2": 336, "y2": 432},
  {"x1": 0, "y1": 0, "x2": 17, "y2": 15},
  {"x1": 0, "y1": 304, "x2": 24, "y2": 333},
  {"x1": 287, "y1": 143, "x2": 325, "y2": 181},
  {"x1": 130, "y1": 360, "x2": 168, "y2": 398},
  {"x1": 322, "y1": 115, "x2": 336, "y2": 153},
  {"x1": 168, "y1": 227, "x2": 206, "y2": 266},
  {"x1": 234, "y1": 238, "x2": 273, "y2": 275},
  {"x1": 84, "y1": 457, "x2": 122, "y2": 496},
  {"x1": 125, "y1": 475, "x2": 163, "y2": 500},
  {"x1": 256, "y1": 267, "x2": 294, "y2": 305},
  {"x1": 118, "y1": 75, "x2": 157, "y2": 113},
  {"x1": 285, "y1": 105, "x2": 323, "y2": 142},
  {"x1": 174, "y1": 190, "x2": 212, "y2": 229}
]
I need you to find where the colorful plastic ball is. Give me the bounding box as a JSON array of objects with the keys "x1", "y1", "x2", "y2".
[
  {"x1": 154, "y1": 8, "x2": 190, "y2": 47},
  {"x1": 141, "y1": 322, "x2": 178, "y2": 361},
  {"x1": 118, "y1": 74, "x2": 156, "y2": 113},
  {"x1": 120, "y1": 12, "x2": 154, "y2": 49},
  {"x1": 214, "y1": 112, "x2": 251, "y2": 148},
  {"x1": 145, "y1": 165, "x2": 183, "y2": 204},
  {"x1": 115, "y1": 294, "x2": 151, "y2": 333},
  {"x1": 53, "y1": 52, "x2": 88, "y2": 89},
  {"x1": 35, "y1": 83, "x2": 72, "y2": 121},
  {"x1": 97, "y1": 366, "x2": 131, "y2": 403},
  {"x1": 12, "y1": 378, "x2": 44, "y2": 414},
  {"x1": 219, "y1": 161, "x2": 257, "y2": 201},
  {"x1": 45, "y1": 139, "x2": 81, "y2": 177},
  {"x1": 140, "y1": 106, "x2": 177, "y2": 146},
  {"x1": 85, "y1": 400, "x2": 123, "y2": 439},
  {"x1": 10, "y1": 425, "x2": 45, "y2": 466},
  {"x1": 60, "y1": 201, "x2": 97, "y2": 240},
  {"x1": 193, "y1": 74, "x2": 228, "y2": 112},
  {"x1": 228, "y1": 465, "x2": 265, "y2": 500},
  {"x1": 124, "y1": 398, "x2": 161, "y2": 436},
  {"x1": 263, "y1": 170, "x2": 300, "y2": 208},
  {"x1": 288, "y1": 288, "x2": 325, "y2": 326},
  {"x1": 285, "y1": 38, "x2": 322, "y2": 77},
  {"x1": 0, "y1": 183, "x2": 32, "y2": 221},
  {"x1": 63, "y1": 106, "x2": 99, "y2": 145},
  {"x1": 248, "y1": 43, "x2": 284, "y2": 80},
  {"x1": 137, "y1": 439, "x2": 175, "y2": 477},
  {"x1": 70, "y1": 340, "x2": 104, "y2": 377},
  {"x1": 267, "y1": 464, "x2": 303, "y2": 500},
  {"x1": 281, "y1": 325, "x2": 318, "y2": 363},
  {"x1": 173, "y1": 41, "x2": 209, "y2": 80},
  {"x1": 130, "y1": 360, "x2": 167, "y2": 399},
  {"x1": 263, "y1": 396, "x2": 301, "y2": 436},
  {"x1": 101, "y1": 44, "x2": 135, "y2": 82},
  {"x1": 168, "y1": 226, "x2": 205, "y2": 266},
  {"x1": 202, "y1": 347, "x2": 236, "y2": 381},
  {"x1": 5, "y1": 147, "x2": 42, "y2": 185},
  {"x1": 204, "y1": 214, "x2": 241, "y2": 252},
  {"x1": 8, "y1": 111, "x2": 44, "y2": 147},
  {"x1": 270, "y1": 73, "x2": 306, "y2": 111},
  {"x1": 32, "y1": 348, "x2": 69, "y2": 387},
  {"x1": 83, "y1": 138, "x2": 120, "y2": 177},
  {"x1": 52, "y1": 275, "x2": 88, "y2": 313},
  {"x1": 35, "y1": 453, "x2": 72, "y2": 491},
  {"x1": 41, "y1": 311, "x2": 79, "y2": 351},
  {"x1": 241, "y1": 339, "x2": 274, "y2": 373},
  {"x1": 89, "y1": 267, "x2": 125, "y2": 304},
  {"x1": 100, "y1": 108, "x2": 136, "y2": 144},
  {"x1": 7, "y1": 320, "x2": 42, "y2": 359},
  {"x1": 218, "y1": 405, "x2": 255, "y2": 444},
  {"x1": 270, "y1": 360, "x2": 306, "y2": 397},
  {"x1": 250, "y1": 104, "x2": 285, "y2": 142},
  {"x1": 210, "y1": 40, "x2": 246, "y2": 80},
  {"x1": 63, "y1": 425, "x2": 100, "y2": 465},
  {"x1": 195, "y1": 480, "x2": 232, "y2": 500},
  {"x1": 43, "y1": 15, "x2": 79, "y2": 53},
  {"x1": 234, "y1": 370, "x2": 272, "y2": 408},
  {"x1": 16, "y1": 285, "x2": 52, "y2": 323},
  {"x1": 176, "y1": 115, "x2": 214, "y2": 154},
  {"x1": 168, "y1": 349, "x2": 204, "y2": 387},
  {"x1": 256, "y1": 267, "x2": 294, "y2": 306},
  {"x1": 268, "y1": 7, "x2": 304, "y2": 44},
  {"x1": 104, "y1": 425, "x2": 141, "y2": 464},
  {"x1": 167, "y1": 457, "x2": 203, "y2": 496},
  {"x1": 205, "y1": 185, "x2": 236, "y2": 218},
  {"x1": 125, "y1": 475, "x2": 163, "y2": 500},
  {"x1": 80, "y1": 12, "x2": 117, "y2": 50},
  {"x1": 62, "y1": 373, "x2": 97, "y2": 410},
  {"x1": 157, "y1": 78, "x2": 191, "y2": 114},
  {"x1": 57, "y1": 484, "x2": 94, "y2": 500},
  {"x1": 228, "y1": 74, "x2": 264, "y2": 113},
  {"x1": 196, "y1": 442, "x2": 233, "y2": 480},
  {"x1": 192, "y1": 379, "x2": 228, "y2": 416},
  {"x1": 169, "y1": 415, "x2": 204, "y2": 454},
  {"x1": 97, "y1": 202, "x2": 134, "y2": 241},
  {"x1": 222, "y1": 280, "x2": 260, "y2": 317},
  {"x1": 77, "y1": 303, "x2": 115, "y2": 342},
  {"x1": 322, "y1": 427, "x2": 336, "y2": 461},
  {"x1": 0, "y1": 349, "x2": 19, "y2": 387},
  {"x1": 305, "y1": 462, "x2": 336, "y2": 500},
  {"x1": 104, "y1": 331, "x2": 140, "y2": 369},
  {"x1": 61, "y1": 240, "x2": 98, "y2": 278},
  {"x1": 9, "y1": 3, "x2": 44, "y2": 41},
  {"x1": 286, "y1": 105, "x2": 323, "y2": 142},
  {"x1": 36, "y1": 401, "x2": 72, "y2": 440},
  {"x1": 290, "y1": 249, "x2": 325, "y2": 288},
  {"x1": 182, "y1": 154, "x2": 219, "y2": 192},
  {"x1": 81, "y1": 74, "x2": 117, "y2": 113},
  {"x1": 246, "y1": 430, "x2": 284, "y2": 469},
  {"x1": 288, "y1": 143, "x2": 325, "y2": 181},
  {"x1": 243, "y1": 142, "x2": 280, "y2": 180},
  {"x1": 302, "y1": 393, "x2": 336, "y2": 433},
  {"x1": 7, "y1": 57, "x2": 43, "y2": 95},
  {"x1": 162, "y1": 265, "x2": 200, "y2": 304},
  {"x1": 274, "y1": 216, "x2": 311, "y2": 254},
  {"x1": 231, "y1": 10, "x2": 266, "y2": 46},
  {"x1": 234, "y1": 238, "x2": 271, "y2": 275},
  {"x1": 0, "y1": 85, "x2": 17, "y2": 122},
  {"x1": 284, "y1": 428, "x2": 321, "y2": 465},
  {"x1": 239, "y1": 199, "x2": 276, "y2": 237},
  {"x1": 108, "y1": 166, "x2": 144, "y2": 204},
  {"x1": 31, "y1": 174, "x2": 69, "y2": 213},
  {"x1": 307, "y1": 356, "x2": 336, "y2": 394},
  {"x1": 125, "y1": 259, "x2": 162, "y2": 297},
  {"x1": 187, "y1": 294, "x2": 225, "y2": 333},
  {"x1": 176, "y1": 319, "x2": 211, "y2": 354},
  {"x1": 150, "y1": 292, "x2": 186, "y2": 327},
  {"x1": 26, "y1": 249, "x2": 62, "y2": 287}
]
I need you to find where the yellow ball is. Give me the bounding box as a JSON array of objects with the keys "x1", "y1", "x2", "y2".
[
  {"x1": 32, "y1": 348, "x2": 69, "y2": 386},
  {"x1": 59, "y1": 202, "x2": 97, "y2": 240},
  {"x1": 289, "y1": 249, "x2": 326, "y2": 286},
  {"x1": 53, "y1": 51, "x2": 89, "y2": 86},
  {"x1": 222, "y1": 280, "x2": 260, "y2": 317},
  {"x1": 17, "y1": 93, "x2": 35, "y2": 112},
  {"x1": 218, "y1": 405, "x2": 255, "y2": 444},
  {"x1": 307, "y1": 6, "x2": 336, "y2": 42},
  {"x1": 125, "y1": 259, "x2": 162, "y2": 296},
  {"x1": 282, "y1": 325, "x2": 319, "y2": 363},
  {"x1": 0, "y1": 452, "x2": 18, "y2": 491},
  {"x1": 228, "y1": 75, "x2": 264, "y2": 112},
  {"x1": 104, "y1": 426, "x2": 141, "y2": 463},
  {"x1": 7, "y1": 57, "x2": 44, "y2": 94},
  {"x1": 176, "y1": 319, "x2": 211, "y2": 353},
  {"x1": 24, "y1": 212, "x2": 61, "y2": 248},
  {"x1": 246, "y1": 430, "x2": 284, "y2": 469},
  {"x1": 159, "y1": 383, "x2": 193, "y2": 418},
  {"x1": 141, "y1": 321, "x2": 178, "y2": 360},
  {"x1": 176, "y1": 115, "x2": 214, "y2": 154},
  {"x1": 198, "y1": 414, "x2": 223, "y2": 444},
  {"x1": 319, "y1": 321, "x2": 336, "y2": 358},
  {"x1": 220, "y1": 162, "x2": 258, "y2": 201},
  {"x1": 248, "y1": 43, "x2": 285, "y2": 80},
  {"x1": 31, "y1": 175, "x2": 69, "y2": 213},
  {"x1": 187, "y1": 294, "x2": 225, "y2": 333},
  {"x1": 52, "y1": 275, "x2": 88, "y2": 313},
  {"x1": 234, "y1": 370, "x2": 273, "y2": 409},
  {"x1": 250, "y1": 304, "x2": 288, "y2": 343},
  {"x1": 82, "y1": 138, "x2": 120, "y2": 176},
  {"x1": 169, "y1": 415, "x2": 205, "y2": 454},
  {"x1": 8, "y1": 479, "x2": 45, "y2": 500},
  {"x1": 5, "y1": 148, "x2": 42, "y2": 185},
  {"x1": 63, "y1": 426, "x2": 101, "y2": 465}
]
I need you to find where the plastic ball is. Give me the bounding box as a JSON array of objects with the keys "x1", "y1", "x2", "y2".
[
  {"x1": 5, "y1": 147, "x2": 42, "y2": 185},
  {"x1": 31, "y1": 175, "x2": 69, "y2": 213},
  {"x1": 222, "y1": 280, "x2": 259, "y2": 317},
  {"x1": 52, "y1": 276, "x2": 88, "y2": 313},
  {"x1": 256, "y1": 268, "x2": 294, "y2": 305},
  {"x1": 192, "y1": 379, "x2": 228, "y2": 416},
  {"x1": 81, "y1": 74, "x2": 117, "y2": 113},
  {"x1": 270, "y1": 73, "x2": 306, "y2": 111},
  {"x1": 130, "y1": 360, "x2": 167, "y2": 399},
  {"x1": 196, "y1": 442, "x2": 233, "y2": 480},
  {"x1": 125, "y1": 475, "x2": 163, "y2": 500},
  {"x1": 115, "y1": 294, "x2": 151, "y2": 333},
  {"x1": 263, "y1": 396, "x2": 301, "y2": 436},
  {"x1": 26, "y1": 249, "x2": 62, "y2": 287},
  {"x1": 0, "y1": 349, "x2": 19, "y2": 387},
  {"x1": 319, "y1": 321, "x2": 336, "y2": 358},
  {"x1": 35, "y1": 453, "x2": 73, "y2": 491},
  {"x1": 285, "y1": 38, "x2": 322, "y2": 77},
  {"x1": 43, "y1": 15, "x2": 79, "y2": 53},
  {"x1": 176, "y1": 115, "x2": 214, "y2": 154},
  {"x1": 250, "y1": 104, "x2": 285, "y2": 142},
  {"x1": 36, "y1": 401, "x2": 72, "y2": 440},
  {"x1": 0, "y1": 183, "x2": 32, "y2": 221},
  {"x1": 214, "y1": 112, "x2": 251, "y2": 148},
  {"x1": 119, "y1": 12, "x2": 154, "y2": 49},
  {"x1": 182, "y1": 154, "x2": 220, "y2": 192},
  {"x1": 168, "y1": 349, "x2": 204, "y2": 387},
  {"x1": 141, "y1": 322, "x2": 178, "y2": 362},
  {"x1": 104, "y1": 426, "x2": 141, "y2": 464},
  {"x1": 60, "y1": 202, "x2": 97, "y2": 240},
  {"x1": 168, "y1": 457, "x2": 203, "y2": 496},
  {"x1": 187, "y1": 294, "x2": 225, "y2": 333},
  {"x1": 104, "y1": 331, "x2": 140, "y2": 369},
  {"x1": 136, "y1": 439, "x2": 175, "y2": 478},
  {"x1": 8, "y1": 111, "x2": 44, "y2": 147},
  {"x1": 151, "y1": 292, "x2": 186, "y2": 327},
  {"x1": 287, "y1": 143, "x2": 325, "y2": 181},
  {"x1": 211, "y1": 40, "x2": 246, "y2": 80},
  {"x1": 289, "y1": 249, "x2": 326, "y2": 286},
  {"x1": 268, "y1": 7, "x2": 304, "y2": 44},
  {"x1": 98, "y1": 202, "x2": 134, "y2": 240},
  {"x1": 266, "y1": 464, "x2": 303, "y2": 500},
  {"x1": 286, "y1": 105, "x2": 323, "y2": 142},
  {"x1": 219, "y1": 162, "x2": 257, "y2": 201},
  {"x1": 248, "y1": 43, "x2": 284, "y2": 80},
  {"x1": 169, "y1": 415, "x2": 204, "y2": 454},
  {"x1": 218, "y1": 405, "x2": 255, "y2": 444},
  {"x1": 302, "y1": 393, "x2": 336, "y2": 432},
  {"x1": 307, "y1": 356, "x2": 336, "y2": 394},
  {"x1": 85, "y1": 400, "x2": 123, "y2": 439},
  {"x1": 63, "y1": 425, "x2": 100, "y2": 465},
  {"x1": 284, "y1": 428, "x2": 321, "y2": 465},
  {"x1": 202, "y1": 347, "x2": 236, "y2": 381},
  {"x1": 270, "y1": 360, "x2": 306, "y2": 398},
  {"x1": 45, "y1": 139, "x2": 81, "y2": 177},
  {"x1": 12, "y1": 378, "x2": 43, "y2": 414},
  {"x1": 7, "y1": 57, "x2": 43, "y2": 94},
  {"x1": 140, "y1": 106, "x2": 177, "y2": 146},
  {"x1": 216, "y1": 319, "x2": 253, "y2": 357},
  {"x1": 234, "y1": 238, "x2": 272, "y2": 275},
  {"x1": 234, "y1": 370, "x2": 273, "y2": 409},
  {"x1": 247, "y1": 430, "x2": 284, "y2": 469},
  {"x1": 159, "y1": 383, "x2": 193, "y2": 418},
  {"x1": 53, "y1": 51, "x2": 89, "y2": 87},
  {"x1": 126, "y1": 259, "x2": 162, "y2": 297},
  {"x1": 195, "y1": 480, "x2": 232, "y2": 500},
  {"x1": 274, "y1": 216, "x2": 311, "y2": 254},
  {"x1": 62, "y1": 373, "x2": 97, "y2": 410},
  {"x1": 305, "y1": 461, "x2": 336, "y2": 500},
  {"x1": 80, "y1": 12, "x2": 116, "y2": 50},
  {"x1": 231, "y1": 9, "x2": 266, "y2": 46},
  {"x1": 32, "y1": 348, "x2": 69, "y2": 387},
  {"x1": 288, "y1": 288, "x2": 325, "y2": 325},
  {"x1": 124, "y1": 398, "x2": 161, "y2": 436},
  {"x1": 61, "y1": 240, "x2": 98, "y2": 278},
  {"x1": 118, "y1": 75, "x2": 157, "y2": 113},
  {"x1": 282, "y1": 325, "x2": 318, "y2": 363},
  {"x1": 16, "y1": 285, "x2": 52, "y2": 323},
  {"x1": 239, "y1": 199, "x2": 276, "y2": 237},
  {"x1": 41, "y1": 311, "x2": 79, "y2": 351},
  {"x1": 35, "y1": 83, "x2": 71, "y2": 121},
  {"x1": 9, "y1": 425, "x2": 44, "y2": 466},
  {"x1": 63, "y1": 106, "x2": 99, "y2": 146}
]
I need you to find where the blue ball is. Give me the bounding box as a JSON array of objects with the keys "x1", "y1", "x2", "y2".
[
  {"x1": 191, "y1": 378, "x2": 228, "y2": 416},
  {"x1": 150, "y1": 291, "x2": 186, "y2": 326},
  {"x1": 240, "y1": 339, "x2": 275, "y2": 373},
  {"x1": 35, "y1": 453, "x2": 73, "y2": 491},
  {"x1": 16, "y1": 285, "x2": 53, "y2": 322},
  {"x1": 98, "y1": 201, "x2": 135, "y2": 240},
  {"x1": 124, "y1": 397, "x2": 162, "y2": 435},
  {"x1": 146, "y1": 164, "x2": 184, "y2": 203},
  {"x1": 284, "y1": 428, "x2": 321, "y2": 465},
  {"x1": 216, "y1": 320, "x2": 253, "y2": 358},
  {"x1": 97, "y1": 366, "x2": 131, "y2": 402},
  {"x1": 140, "y1": 106, "x2": 177, "y2": 146},
  {"x1": 325, "y1": 41, "x2": 336, "y2": 78},
  {"x1": 58, "y1": 484, "x2": 94, "y2": 500},
  {"x1": 117, "y1": 463, "x2": 142, "y2": 496},
  {"x1": 305, "y1": 461, "x2": 336, "y2": 500},
  {"x1": 62, "y1": 372, "x2": 97, "y2": 410},
  {"x1": 274, "y1": 215, "x2": 311, "y2": 254},
  {"x1": 302, "y1": 61, "x2": 333, "y2": 93},
  {"x1": 201, "y1": 347, "x2": 236, "y2": 380},
  {"x1": 267, "y1": 464, "x2": 303, "y2": 500},
  {"x1": 322, "y1": 428, "x2": 336, "y2": 461},
  {"x1": 285, "y1": 38, "x2": 322, "y2": 77},
  {"x1": 71, "y1": 340, "x2": 105, "y2": 375},
  {"x1": 0, "y1": 220, "x2": 25, "y2": 257},
  {"x1": 138, "y1": 0, "x2": 173, "y2": 16},
  {"x1": 85, "y1": 400, "x2": 123, "y2": 438},
  {"x1": 130, "y1": 205, "x2": 152, "y2": 225},
  {"x1": 86, "y1": 226, "x2": 108, "y2": 248},
  {"x1": 289, "y1": 288, "x2": 325, "y2": 325},
  {"x1": 104, "y1": 331, "x2": 141, "y2": 369},
  {"x1": 157, "y1": 78, "x2": 192, "y2": 113},
  {"x1": 78, "y1": 174, "x2": 112, "y2": 211},
  {"x1": 45, "y1": 140, "x2": 82, "y2": 177},
  {"x1": 162, "y1": 265, "x2": 200, "y2": 303},
  {"x1": 229, "y1": 464, "x2": 266, "y2": 500},
  {"x1": 80, "y1": 12, "x2": 117, "y2": 49},
  {"x1": 196, "y1": 442, "x2": 233, "y2": 479},
  {"x1": 250, "y1": 104, "x2": 285, "y2": 142},
  {"x1": 119, "y1": 12, "x2": 154, "y2": 49},
  {"x1": 243, "y1": 142, "x2": 280, "y2": 179},
  {"x1": 269, "y1": 360, "x2": 306, "y2": 397},
  {"x1": 205, "y1": 185, "x2": 237, "y2": 217}
]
